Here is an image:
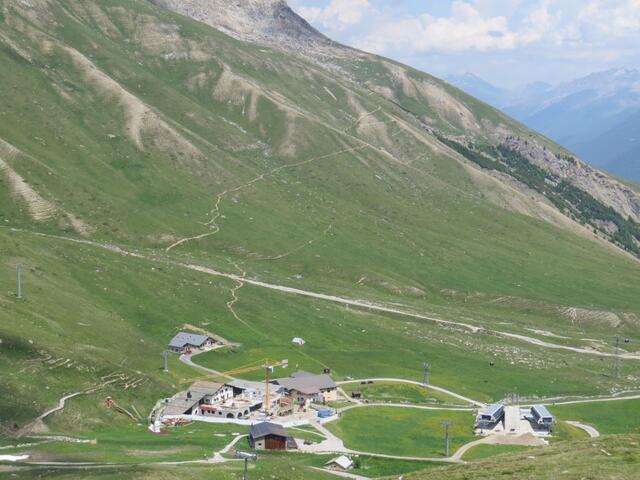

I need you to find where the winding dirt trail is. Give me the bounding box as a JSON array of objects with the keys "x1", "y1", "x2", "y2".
[
  {"x1": 7, "y1": 226, "x2": 640, "y2": 364},
  {"x1": 18, "y1": 377, "x2": 123, "y2": 436},
  {"x1": 37, "y1": 392, "x2": 89, "y2": 422},
  {"x1": 186, "y1": 263, "x2": 640, "y2": 360},
  {"x1": 166, "y1": 145, "x2": 368, "y2": 252},
  {"x1": 222, "y1": 260, "x2": 264, "y2": 336},
  {"x1": 549, "y1": 394, "x2": 640, "y2": 406}
]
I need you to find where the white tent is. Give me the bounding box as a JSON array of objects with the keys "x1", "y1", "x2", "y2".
[{"x1": 291, "y1": 337, "x2": 306, "y2": 345}]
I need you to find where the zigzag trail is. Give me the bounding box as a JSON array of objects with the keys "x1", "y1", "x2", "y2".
[
  {"x1": 164, "y1": 88, "x2": 490, "y2": 254},
  {"x1": 16, "y1": 377, "x2": 126, "y2": 437},
  {"x1": 223, "y1": 260, "x2": 263, "y2": 336},
  {"x1": 7, "y1": 230, "x2": 640, "y2": 471},
  {"x1": 165, "y1": 145, "x2": 368, "y2": 252},
  {"x1": 6, "y1": 227, "x2": 640, "y2": 362}
]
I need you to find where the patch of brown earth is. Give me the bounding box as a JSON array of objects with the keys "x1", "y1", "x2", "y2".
[
  {"x1": 561, "y1": 307, "x2": 622, "y2": 328},
  {"x1": 63, "y1": 44, "x2": 202, "y2": 161}
]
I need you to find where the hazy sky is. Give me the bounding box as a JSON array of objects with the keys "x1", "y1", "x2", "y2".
[{"x1": 288, "y1": 0, "x2": 640, "y2": 87}]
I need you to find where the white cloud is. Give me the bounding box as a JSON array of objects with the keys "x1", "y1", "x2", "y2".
[
  {"x1": 516, "y1": 0, "x2": 640, "y2": 48},
  {"x1": 355, "y1": 1, "x2": 518, "y2": 54},
  {"x1": 291, "y1": 0, "x2": 640, "y2": 85},
  {"x1": 576, "y1": 0, "x2": 640, "y2": 42},
  {"x1": 297, "y1": 0, "x2": 372, "y2": 31},
  {"x1": 295, "y1": 0, "x2": 640, "y2": 55}
]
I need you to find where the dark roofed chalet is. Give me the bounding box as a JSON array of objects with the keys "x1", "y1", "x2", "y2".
[
  {"x1": 249, "y1": 422, "x2": 296, "y2": 450},
  {"x1": 168, "y1": 332, "x2": 213, "y2": 353}
]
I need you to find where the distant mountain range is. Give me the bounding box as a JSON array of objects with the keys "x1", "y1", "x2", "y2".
[{"x1": 446, "y1": 70, "x2": 640, "y2": 182}]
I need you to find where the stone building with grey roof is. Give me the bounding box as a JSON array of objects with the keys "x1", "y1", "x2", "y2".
[
  {"x1": 274, "y1": 370, "x2": 337, "y2": 405},
  {"x1": 168, "y1": 332, "x2": 213, "y2": 353}
]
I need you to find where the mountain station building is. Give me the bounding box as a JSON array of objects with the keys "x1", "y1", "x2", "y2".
[
  {"x1": 168, "y1": 332, "x2": 214, "y2": 353},
  {"x1": 274, "y1": 371, "x2": 337, "y2": 405}
]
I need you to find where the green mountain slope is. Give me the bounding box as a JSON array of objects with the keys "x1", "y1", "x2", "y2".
[
  {"x1": 0, "y1": 1, "x2": 639, "y2": 476},
  {"x1": 1, "y1": 0, "x2": 638, "y2": 299},
  {"x1": 406, "y1": 434, "x2": 640, "y2": 480}
]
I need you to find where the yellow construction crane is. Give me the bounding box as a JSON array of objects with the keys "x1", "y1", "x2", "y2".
[{"x1": 222, "y1": 358, "x2": 288, "y2": 416}]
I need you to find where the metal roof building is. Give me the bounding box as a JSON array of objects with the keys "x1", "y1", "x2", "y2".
[
  {"x1": 249, "y1": 422, "x2": 296, "y2": 450},
  {"x1": 168, "y1": 332, "x2": 213, "y2": 352},
  {"x1": 478, "y1": 403, "x2": 505, "y2": 423},
  {"x1": 228, "y1": 379, "x2": 269, "y2": 393},
  {"x1": 290, "y1": 371, "x2": 315, "y2": 378},
  {"x1": 275, "y1": 371, "x2": 336, "y2": 395},
  {"x1": 531, "y1": 405, "x2": 555, "y2": 425},
  {"x1": 250, "y1": 422, "x2": 289, "y2": 439}
]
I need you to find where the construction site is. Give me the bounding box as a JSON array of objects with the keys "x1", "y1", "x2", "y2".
[
  {"x1": 151, "y1": 338, "x2": 339, "y2": 433},
  {"x1": 475, "y1": 402, "x2": 556, "y2": 448}
]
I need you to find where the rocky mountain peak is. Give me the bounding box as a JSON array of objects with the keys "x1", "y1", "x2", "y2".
[{"x1": 150, "y1": 0, "x2": 337, "y2": 53}]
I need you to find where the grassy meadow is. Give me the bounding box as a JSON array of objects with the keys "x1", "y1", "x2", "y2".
[
  {"x1": 552, "y1": 399, "x2": 640, "y2": 435},
  {"x1": 325, "y1": 407, "x2": 476, "y2": 458},
  {"x1": 0, "y1": 1, "x2": 639, "y2": 478},
  {"x1": 340, "y1": 382, "x2": 475, "y2": 405},
  {"x1": 0, "y1": 423, "x2": 248, "y2": 464},
  {"x1": 461, "y1": 444, "x2": 530, "y2": 461},
  {"x1": 1, "y1": 456, "x2": 339, "y2": 480}
]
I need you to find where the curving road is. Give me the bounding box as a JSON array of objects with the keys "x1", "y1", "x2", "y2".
[
  {"x1": 497, "y1": 332, "x2": 640, "y2": 360},
  {"x1": 338, "y1": 402, "x2": 473, "y2": 414},
  {"x1": 179, "y1": 351, "x2": 235, "y2": 380},
  {"x1": 566, "y1": 421, "x2": 600, "y2": 438},
  {"x1": 300, "y1": 421, "x2": 463, "y2": 464},
  {"x1": 184, "y1": 263, "x2": 640, "y2": 360},
  {"x1": 309, "y1": 466, "x2": 370, "y2": 480},
  {"x1": 448, "y1": 437, "x2": 492, "y2": 462},
  {"x1": 522, "y1": 394, "x2": 640, "y2": 407},
  {"x1": 337, "y1": 378, "x2": 485, "y2": 407}
]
